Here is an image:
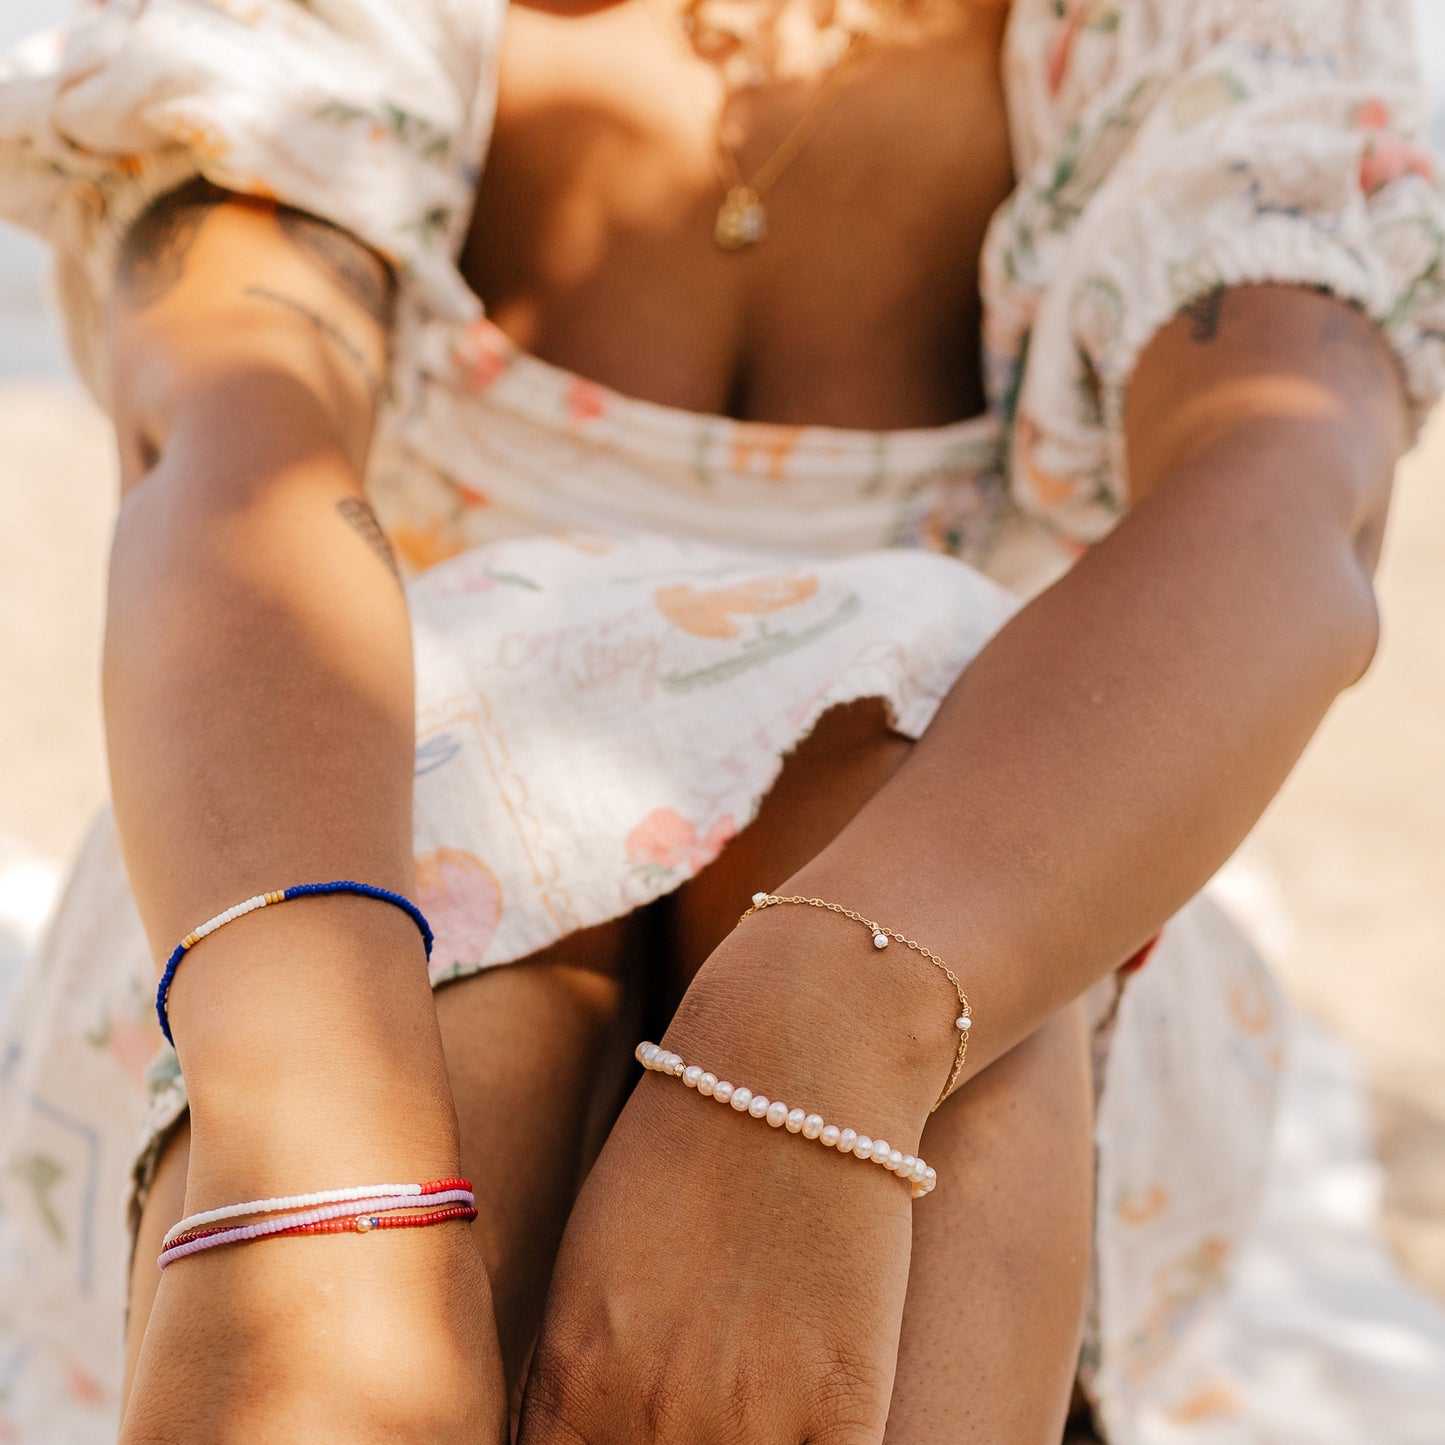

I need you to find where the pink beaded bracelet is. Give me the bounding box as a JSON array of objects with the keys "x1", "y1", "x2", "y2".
[
  {"x1": 158, "y1": 1179, "x2": 476, "y2": 1270},
  {"x1": 636, "y1": 1042, "x2": 937, "y2": 1198},
  {"x1": 162, "y1": 1177, "x2": 471, "y2": 1248}
]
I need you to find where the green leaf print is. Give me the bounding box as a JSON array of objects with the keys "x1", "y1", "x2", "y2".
[{"x1": 661, "y1": 593, "x2": 863, "y2": 693}]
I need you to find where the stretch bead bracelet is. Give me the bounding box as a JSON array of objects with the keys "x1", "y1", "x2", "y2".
[
  {"x1": 163, "y1": 1193, "x2": 480, "y2": 1253},
  {"x1": 158, "y1": 1186, "x2": 476, "y2": 1269},
  {"x1": 162, "y1": 1177, "x2": 472, "y2": 1248},
  {"x1": 738, "y1": 892, "x2": 972, "y2": 1111},
  {"x1": 235, "y1": 1203, "x2": 478, "y2": 1242},
  {"x1": 160, "y1": 1205, "x2": 478, "y2": 1269},
  {"x1": 155, "y1": 880, "x2": 435, "y2": 1045},
  {"x1": 636, "y1": 1042, "x2": 937, "y2": 1198}
]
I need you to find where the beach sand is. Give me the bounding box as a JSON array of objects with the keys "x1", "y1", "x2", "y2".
[{"x1": 0, "y1": 379, "x2": 1441, "y2": 1303}]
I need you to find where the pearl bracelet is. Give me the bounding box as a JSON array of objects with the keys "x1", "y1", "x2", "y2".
[
  {"x1": 738, "y1": 892, "x2": 972, "y2": 1111},
  {"x1": 636, "y1": 1042, "x2": 937, "y2": 1198}
]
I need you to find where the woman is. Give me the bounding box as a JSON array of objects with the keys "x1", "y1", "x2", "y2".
[{"x1": 0, "y1": 0, "x2": 1441, "y2": 1440}]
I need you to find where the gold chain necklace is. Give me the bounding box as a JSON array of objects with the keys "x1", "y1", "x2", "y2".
[{"x1": 647, "y1": 0, "x2": 892, "y2": 250}]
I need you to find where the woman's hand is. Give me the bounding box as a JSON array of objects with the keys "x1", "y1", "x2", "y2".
[
  {"x1": 519, "y1": 908, "x2": 955, "y2": 1444},
  {"x1": 121, "y1": 1222, "x2": 507, "y2": 1445}
]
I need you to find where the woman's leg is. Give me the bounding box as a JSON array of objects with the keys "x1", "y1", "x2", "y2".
[
  {"x1": 669, "y1": 700, "x2": 1094, "y2": 1441},
  {"x1": 125, "y1": 915, "x2": 634, "y2": 1403},
  {"x1": 130, "y1": 700, "x2": 1093, "y2": 1436}
]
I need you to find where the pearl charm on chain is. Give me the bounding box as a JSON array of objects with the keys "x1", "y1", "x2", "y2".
[
  {"x1": 637, "y1": 1042, "x2": 936, "y2": 1198},
  {"x1": 738, "y1": 891, "x2": 975, "y2": 1111}
]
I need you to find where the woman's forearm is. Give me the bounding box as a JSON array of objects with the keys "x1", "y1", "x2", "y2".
[
  {"x1": 730, "y1": 288, "x2": 1408, "y2": 1115},
  {"x1": 104, "y1": 186, "x2": 460, "y2": 1201}
]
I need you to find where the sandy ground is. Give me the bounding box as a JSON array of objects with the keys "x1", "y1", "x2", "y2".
[{"x1": 0, "y1": 379, "x2": 1442, "y2": 1305}]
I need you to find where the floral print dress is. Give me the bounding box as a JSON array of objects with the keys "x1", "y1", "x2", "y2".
[{"x1": 1, "y1": 2, "x2": 1444, "y2": 1441}]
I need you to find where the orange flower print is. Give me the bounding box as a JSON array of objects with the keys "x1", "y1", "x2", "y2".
[
  {"x1": 161, "y1": 112, "x2": 229, "y2": 162},
  {"x1": 552, "y1": 532, "x2": 614, "y2": 555},
  {"x1": 388, "y1": 520, "x2": 466, "y2": 574},
  {"x1": 104, "y1": 1010, "x2": 162, "y2": 1088},
  {"x1": 626, "y1": 808, "x2": 737, "y2": 873},
  {"x1": 415, "y1": 847, "x2": 502, "y2": 974},
  {"x1": 567, "y1": 377, "x2": 607, "y2": 425},
  {"x1": 1046, "y1": 1, "x2": 1118, "y2": 97},
  {"x1": 64, "y1": 1363, "x2": 105, "y2": 1406},
  {"x1": 1228, "y1": 974, "x2": 1275, "y2": 1036},
  {"x1": 1014, "y1": 413, "x2": 1081, "y2": 510},
  {"x1": 1166, "y1": 1383, "x2": 1241, "y2": 1424},
  {"x1": 1116, "y1": 1183, "x2": 1170, "y2": 1226},
  {"x1": 1355, "y1": 99, "x2": 1436, "y2": 195},
  {"x1": 1356, "y1": 98, "x2": 1393, "y2": 132},
  {"x1": 654, "y1": 574, "x2": 819, "y2": 639},
  {"x1": 730, "y1": 424, "x2": 804, "y2": 482},
  {"x1": 452, "y1": 319, "x2": 516, "y2": 394},
  {"x1": 1361, "y1": 136, "x2": 1436, "y2": 196}
]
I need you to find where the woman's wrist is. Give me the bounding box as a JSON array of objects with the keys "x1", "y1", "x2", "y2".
[
  {"x1": 164, "y1": 898, "x2": 462, "y2": 1208},
  {"x1": 666, "y1": 898, "x2": 961, "y2": 1150}
]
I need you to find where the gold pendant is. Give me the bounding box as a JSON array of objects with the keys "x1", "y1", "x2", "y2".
[{"x1": 714, "y1": 185, "x2": 767, "y2": 250}]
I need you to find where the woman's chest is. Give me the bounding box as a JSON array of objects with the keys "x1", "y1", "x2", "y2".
[{"x1": 460, "y1": 0, "x2": 1016, "y2": 428}]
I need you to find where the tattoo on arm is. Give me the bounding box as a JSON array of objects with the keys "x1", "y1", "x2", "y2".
[
  {"x1": 277, "y1": 208, "x2": 397, "y2": 326},
  {"x1": 242, "y1": 285, "x2": 384, "y2": 398},
  {"x1": 336, "y1": 496, "x2": 402, "y2": 583},
  {"x1": 117, "y1": 177, "x2": 233, "y2": 309},
  {"x1": 1182, "y1": 287, "x2": 1226, "y2": 344}
]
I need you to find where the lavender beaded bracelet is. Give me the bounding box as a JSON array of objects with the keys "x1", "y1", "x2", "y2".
[{"x1": 155, "y1": 880, "x2": 434, "y2": 1045}]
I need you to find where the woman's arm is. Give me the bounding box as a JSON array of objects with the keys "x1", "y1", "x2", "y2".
[
  {"x1": 515, "y1": 286, "x2": 1409, "y2": 1445},
  {"x1": 107, "y1": 177, "x2": 460, "y2": 1203},
  {"x1": 756, "y1": 283, "x2": 1407, "y2": 1115},
  {"x1": 106, "y1": 181, "x2": 504, "y2": 1441}
]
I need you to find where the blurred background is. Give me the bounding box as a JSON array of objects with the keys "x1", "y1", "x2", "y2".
[{"x1": 0, "y1": 0, "x2": 1441, "y2": 1314}]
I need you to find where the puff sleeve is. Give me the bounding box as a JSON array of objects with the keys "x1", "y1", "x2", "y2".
[
  {"x1": 982, "y1": 0, "x2": 1445, "y2": 543},
  {"x1": 0, "y1": 0, "x2": 503, "y2": 398}
]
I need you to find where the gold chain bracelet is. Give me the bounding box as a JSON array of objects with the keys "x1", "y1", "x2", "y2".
[{"x1": 737, "y1": 892, "x2": 972, "y2": 1111}]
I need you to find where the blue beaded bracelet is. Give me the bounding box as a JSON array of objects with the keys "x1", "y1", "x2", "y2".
[{"x1": 155, "y1": 881, "x2": 435, "y2": 1046}]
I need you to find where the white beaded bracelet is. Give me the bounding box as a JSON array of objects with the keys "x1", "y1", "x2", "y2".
[
  {"x1": 162, "y1": 1178, "x2": 466, "y2": 1247},
  {"x1": 636, "y1": 1041, "x2": 937, "y2": 1199}
]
